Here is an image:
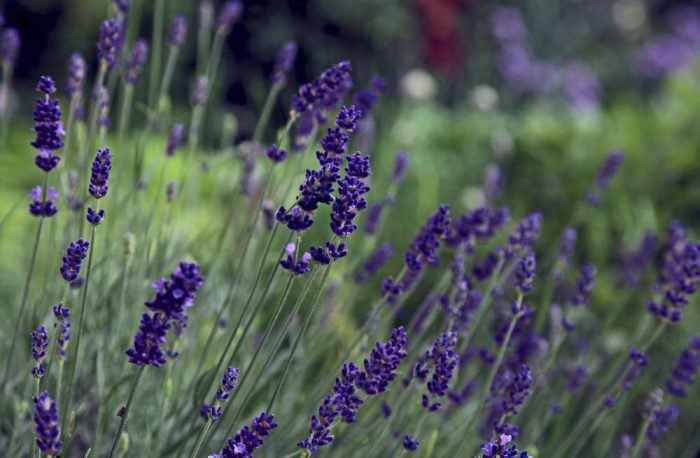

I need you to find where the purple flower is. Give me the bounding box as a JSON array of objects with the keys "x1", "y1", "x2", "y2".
[
  {"x1": 86, "y1": 207, "x2": 105, "y2": 226},
  {"x1": 554, "y1": 227, "x2": 577, "y2": 277},
  {"x1": 271, "y1": 40, "x2": 297, "y2": 85},
  {"x1": 563, "y1": 62, "x2": 601, "y2": 111},
  {"x1": 355, "y1": 243, "x2": 393, "y2": 283},
  {"x1": 515, "y1": 252, "x2": 536, "y2": 294},
  {"x1": 88, "y1": 148, "x2": 113, "y2": 199},
  {"x1": 451, "y1": 207, "x2": 510, "y2": 253},
  {"x1": 363, "y1": 201, "x2": 385, "y2": 235},
  {"x1": 114, "y1": 0, "x2": 130, "y2": 13},
  {"x1": 193, "y1": 76, "x2": 209, "y2": 106},
  {"x1": 623, "y1": 232, "x2": 658, "y2": 287},
  {"x1": 213, "y1": 412, "x2": 277, "y2": 457},
  {"x1": 33, "y1": 392, "x2": 62, "y2": 456},
  {"x1": 126, "y1": 313, "x2": 169, "y2": 367},
  {"x1": 266, "y1": 144, "x2": 287, "y2": 163},
  {"x1": 490, "y1": 8, "x2": 527, "y2": 43},
  {"x1": 98, "y1": 17, "x2": 121, "y2": 68},
  {"x1": 666, "y1": 336, "x2": 700, "y2": 397},
  {"x1": 28, "y1": 186, "x2": 59, "y2": 218},
  {"x1": 508, "y1": 213, "x2": 542, "y2": 255},
  {"x1": 291, "y1": 61, "x2": 353, "y2": 121},
  {"x1": 572, "y1": 264, "x2": 597, "y2": 307},
  {"x1": 0, "y1": 27, "x2": 20, "y2": 66},
  {"x1": 144, "y1": 262, "x2": 204, "y2": 324},
  {"x1": 403, "y1": 435, "x2": 420, "y2": 451},
  {"x1": 353, "y1": 76, "x2": 385, "y2": 120},
  {"x1": 32, "y1": 76, "x2": 65, "y2": 171},
  {"x1": 647, "y1": 404, "x2": 680, "y2": 441},
  {"x1": 166, "y1": 124, "x2": 185, "y2": 157},
  {"x1": 217, "y1": 1, "x2": 244, "y2": 31},
  {"x1": 299, "y1": 327, "x2": 407, "y2": 453},
  {"x1": 96, "y1": 87, "x2": 111, "y2": 127},
  {"x1": 66, "y1": 52, "x2": 87, "y2": 100},
  {"x1": 169, "y1": 15, "x2": 187, "y2": 47},
  {"x1": 566, "y1": 363, "x2": 589, "y2": 393},
  {"x1": 586, "y1": 150, "x2": 624, "y2": 206},
  {"x1": 203, "y1": 366, "x2": 240, "y2": 421},
  {"x1": 336, "y1": 106, "x2": 362, "y2": 132},
  {"x1": 481, "y1": 433, "x2": 531, "y2": 458},
  {"x1": 501, "y1": 365, "x2": 533, "y2": 415},
  {"x1": 415, "y1": 332, "x2": 459, "y2": 410},
  {"x1": 622, "y1": 347, "x2": 649, "y2": 391},
  {"x1": 53, "y1": 304, "x2": 71, "y2": 361},
  {"x1": 483, "y1": 164, "x2": 504, "y2": 203},
  {"x1": 31, "y1": 326, "x2": 49, "y2": 378},
  {"x1": 392, "y1": 150, "x2": 409, "y2": 184},
  {"x1": 279, "y1": 243, "x2": 312, "y2": 276},
  {"x1": 60, "y1": 239, "x2": 89, "y2": 283},
  {"x1": 125, "y1": 39, "x2": 149, "y2": 84}
]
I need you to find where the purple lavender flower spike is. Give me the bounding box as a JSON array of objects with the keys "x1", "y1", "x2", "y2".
[
  {"x1": 217, "y1": 0, "x2": 244, "y2": 32},
  {"x1": 86, "y1": 207, "x2": 106, "y2": 226},
  {"x1": 647, "y1": 405, "x2": 680, "y2": 441},
  {"x1": 515, "y1": 252, "x2": 536, "y2": 294},
  {"x1": 88, "y1": 148, "x2": 113, "y2": 199},
  {"x1": 299, "y1": 327, "x2": 408, "y2": 453},
  {"x1": 29, "y1": 186, "x2": 59, "y2": 218},
  {"x1": 481, "y1": 433, "x2": 531, "y2": 458},
  {"x1": 0, "y1": 28, "x2": 20, "y2": 66},
  {"x1": 415, "y1": 331, "x2": 459, "y2": 411},
  {"x1": 166, "y1": 124, "x2": 185, "y2": 157},
  {"x1": 98, "y1": 17, "x2": 121, "y2": 68},
  {"x1": 193, "y1": 76, "x2": 209, "y2": 106},
  {"x1": 363, "y1": 201, "x2": 385, "y2": 235},
  {"x1": 212, "y1": 412, "x2": 277, "y2": 457},
  {"x1": 33, "y1": 392, "x2": 62, "y2": 456},
  {"x1": 622, "y1": 347, "x2": 649, "y2": 391},
  {"x1": 508, "y1": 213, "x2": 542, "y2": 256},
  {"x1": 266, "y1": 144, "x2": 287, "y2": 163},
  {"x1": 114, "y1": 0, "x2": 130, "y2": 13},
  {"x1": 501, "y1": 364, "x2": 533, "y2": 415},
  {"x1": 126, "y1": 313, "x2": 169, "y2": 367},
  {"x1": 392, "y1": 150, "x2": 409, "y2": 184},
  {"x1": 666, "y1": 336, "x2": 700, "y2": 397},
  {"x1": 53, "y1": 304, "x2": 71, "y2": 361},
  {"x1": 336, "y1": 106, "x2": 362, "y2": 132},
  {"x1": 403, "y1": 435, "x2": 420, "y2": 451},
  {"x1": 32, "y1": 76, "x2": 65, "y2": 172},
  {"x1": 271, "y1": 40, "x2": 298, "y2": 85},
  {"x1": 586, "y1": 149, "x2": 624, "y2": 206},
  {"x1": 31, "y1": 326, "x2": 49, "y2": 378},
  {"x1": 96, "y1": 87, "x2": 111, "y2": 127},
  {"x1": 169, "y1": 15, "x2": 188, "y2": 47},
  {"x1": 203, "y1": 366, "x2": 240, "y2": 421},
  {"x1": 60, "y1": 239, "x2": 89, "y2": 283},
  {"x1": 66, "y1": 52, "x2": 87, "y2": 99},
  {"x1": 125, "y1": 39, "x2": 149, "y2": 85},
  {"x1": 291, "y1": 61, "x2": 353, "y2": 121},
  {"x1": 572, "y1": 264, "x2": 596, "y2": 307},
  {"x1": 355, "y1": 243, "x2": 393, "y2": 283}
]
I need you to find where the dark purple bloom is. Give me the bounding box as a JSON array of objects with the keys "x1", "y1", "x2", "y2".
[
  {"x1": 586, "y1": 150, "x2": 624, "y2": 207},
  {"x1": 88, "y1": 148, "x2": 112, "y2": 199},
  {"x1": 33, "y1": 392, "x2": 62, "y2": 456},
  {"x1": 126, "y1": 313, "x2": 169, "y2": 367},
  {"x1": 217, "y1": 0, "x2": 244, "y2": 31},
  {"x1": 86, "y1": 207, "x2": 105, "y2": 226},
  {"x1": 646, "y1": 404, "x2": 680, "y2": 441},
  {"x1": 501, "y1": 365, "x2": 533, "y2": 415},
  {"x1": 114, "y1": 0, "x2": 130, "y2": 13},
  {"x1": 279, "y1": 243, "x2": 312, "y2": 276},
  {"x1": 60, "y1": 239, "x2": 89, "y2": 283},
  {"x1": 37, "y1": 76, "x2": 56, "y2": 94},
  {"x1": 169, "y1": 15, "x2": 187, "y2": 47},
  {"x1": 622, "y1": 347, "x2": 649, "y2": 391},
  {"x1": 0, "y1": 27, "x2": 20, "y2": 66},
  {"x1": 66, "y1": 52, "x2": 87, "y2": 101},
  {"x1": 392, "y1": 150, "x2": 409, "y2": 184},
  {"x1": 451, "y1": 207, "x2": 510, "y2": 253},
  {"x1": 353, "y1": 76, "x2": 384, "y2": 120},
  {"x1": 31, "y1": 326, "x2": 49, "y2": 378},
  {"x1": 355, "y1": 243, "x2": 393, "y2": 283},
  {"x1": 125, "y1": 39, "x2": 149, "y2": 84},
  {"x1": 98, "y1": 17, "x2": 121, "y2": 68},
  {"x1": 291, "y1": 61, "x2": 353, "y2": 121},
  {"x1": 276, "y1": 207, "x2": 313, "y2": 232},
  {"x1": 481, "y1": 433, "x2": 531, "y2": 458},
  {"x1": 299, "y1": 327, "x2": 407, "y2": 453},
  {"x1": 271, "y1": 40, "x2": 297, "y2": 85},
  {"x1": 52, "y1": 304, "x2": 71, "y2": 361},
  {"x1": 572, "y1": 264, "x2": 597, "y2": 307},
  {"x1": 32, "y1": 77, "x2": 65, "y2": 170},
  {"x1": 144, "y1": 262, "x2": 204, "y2": 324},
  {"x1": 415, "y1": 332, "x2": 458, "y2": 410},
  {"x1": 508, "y1": 213, "x2": 542, "y2": 255},
  {"x1": 166, "y1": 124, "x2": 185, "y2": 157},
  {"x1": 28, "y1": 186, "x2": 59, "y2": 218},
  {"x1": 212, "y1": 412, "x2": 277, "y2": 457},
  {"x1": 666, "y1": 336, "x2": 700, "y2": 397},
  {"x1": 515, "y1": 252, "x2": 536, "y2": 294},
  {"x1": 336, "y1": 105, "x2": 362, "y2": 132},
  {"x1": 403, "y1": 435, "x2": 420, "y2": 451},
  {"x1": 203, "y1": 366, "x2": 240, "y2": 421},
  {"x1": 266, "y1": 144, "x2": 287, "y2": 163}
]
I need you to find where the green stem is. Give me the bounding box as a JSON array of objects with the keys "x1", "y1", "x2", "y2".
[
  {"x1": 630, "y1": 416, "x2": 651, "y2": 458},
  {"x1": 33, "y1": 377, "x2": 40, "y2": 458},
  {"x1": 158, "y1": 46, "x2": 180, "y2": 109},
  {"x1": 107, "y1": 365, "x2": 146, "y2": 458},
  {"x1": 147, "y1": 0, "x2": 165, "y2": 112},
  {"x1": 2, "y1": 175, "x2": 48, "y2": 390},
  {"x1": 252, "y1": 83, "x2": 282, "y2": 143},
  {"x1": 484, "y1": 297, "x2": 524, "y2": 397},
  {"x1": 190, "y1": 418, "x2": 214, "y2": 458},
  {"x1": 0, "y1": 62, "x2": 13, "y2": 150},
  {"x1": 117, "y1": 83, "x2": 134, "y2": 143}
]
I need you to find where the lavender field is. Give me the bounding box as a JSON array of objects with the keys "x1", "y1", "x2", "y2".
[{"x1": 1, "y1": 1, "x2": 700, "y2": 457}]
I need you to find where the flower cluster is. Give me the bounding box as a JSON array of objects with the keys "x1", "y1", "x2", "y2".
[
  {"x1": 666, "y1": 336, "x2": 700, "y2": 397},
  {"x1": 271, "y1": 40, "x2": 298, "y2": 85},
  {"x1": 353, "y1": 76, "x2": 386, "y2": 120},
  {"x1": 355, "y1": 243, "x2": 393, "y2": 283},
  {"x1": 201, "y1": 366, "x2": 240, "y2": 421},
  {"x1": 298, "y1": 327, "x2": 408, "y2": 453},
  {"x1": 98, "y1": 17, "x2": 122, "y2": 68},
  {"x1": 86, "y1": 148, "x2": 113, "y2": 225},
  {"x1": 66, "y1": 52, "x2": 87, "y2": 118},
  {"x1": 33, "y1": 392, "x2": 62, "y2": 456},
  {"x1": 586, "y1": 149, "x2": 625, "y2": 207},
  {"x1": 169, "y1": 15, "x2": 187, "y2": 47},
  {"x1": 32, "y1": 76, "x2": 65, "y2": 173},
  {"x1": 622, "y1": 347, "x2": 649, "y2": 391},
  {"x1": 166, "y1": 124, "x2": 185, "y2": 157},
  {"x1": 403, "y1": 435, "x2": 420, "y2": 452},
  {"x1": 501, "y1": 364, "x2": 533, "y2": 416},
  {"x1": 28, "y1": 186, "x2": 58, "y2": 218},
  {"x1": 480, "y1": 434, "x2": 531, "y2": 458},
  {"x1": 125, "y1": 39, "x2": 149, "y2": 85},
  {"x1": 450, "y1": 207, "x2": 510, "y2": 255},
  {"x1": 211, "y1": 412, "x2": 277, "y2": 457},
  {"x1": 126, "y1": 262, "x2": 204, "y2": 366},
  {"x1": 415, "y1": 331, "x2": 459, "y2": 411},
  {"x1": 291, "y1": 61, "x2": 353, "y2": 123},
  {"x1": 31, "y1": 326, "x2": 49, "y2": 378},
  {"x1": 572, "y1": 263, "x2": 597, "y2": 307},
  {"x1": 507, "y1": 212, "x2": 543, "y2": 256},
  {"x1": 53, "y1": 304, "x2": 71, "y2": 361},
  {"x1": 515, "y1": 252, "x2": 536, "y2": 294},
  {"x1": 60, "y1": 239, "x2": 90, "y2": 283}
]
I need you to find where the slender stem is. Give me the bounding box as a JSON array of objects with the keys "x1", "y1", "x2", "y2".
[
  {"x1": 252, "y1": 83, "x2": 282, "y2": 143},
  {"x1": 190, "y1": 418, "x2": 214, "y2": 458},
  {"x1": 148, "y1": 0, "x2": 165, "y2": 111},
  {"x1": 484, "y1": 298, "x2": 524, "y2": 395},
  {"x1": 630, "y1": 416, "x2": 651, "y2": 458},
  {"x1": 108, "y1": 365, "x2": 146, "y2": 458},
  {"x1": 266, "y1": 265, "x2": 333, "y2": 413},
  {"x1": 365, "y1": 382, "x2": 414, "y2": 457},
  {"x1": 33, "y1": 377, "x2": 41, "y2": 458},
  {"x1": 158, "y1": 46, "x2": 180, "y2": 108},
  {"x1": 117, "y1": 83, "x2": 134, "y2": 143},
  {"x1": 0, "y1": 63, "x2": 13, "y2": 150},
  {"x1": 2, "y1": 182, "x2": 47, "y2": 390}
]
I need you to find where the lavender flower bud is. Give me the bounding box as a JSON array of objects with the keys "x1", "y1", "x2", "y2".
[
  {"x1": 88, "y1": 148, "x2": 113, "y2": 199},
  {"x1": 0, "y1": 27, "x2": 20, "y2": 66},
  {"x1": 33, "y1": 392, "x2": 63, "y2": 455},
  {"x1": 392, "y1": 150, "x2": 409, "y2": 184},
  {"x1": 192, "y1": 75, "x2": 209, "y2": 106},
  {"x1": 98, "y1": 17, "x2": 121, "y2": 68},
  {"x1": 647, "y1": 404, "x2": 679, "y2": 442},
  {"x1": 586, "y1": 149, "x2": 624, "y2": 206},
  {"x1": 355, "y1": 243, "x2": 393, "y2": 283},
  {"x1": 415, "y1": 332, "x2": 459, "y2": 411},
  {"x1": 572, "y1": 264, "x2": 597, "y2": 307},
  {"x1": 96, "y1": 87, "x2": 111, "y2": 127},
  {"x1": 125, "y1": 39, "x2": 149, "y2": 85},
  {"x1": 501, "y1": 364, "x2": 533, "y2": 415},
  {"x1": 203, "y1": 366, "x2": 240, "y2": 421},
  {"x1": 31, "y1": 326, "x2": 49, "y2": 378},
  {"x1": 53, "y1": 303, "x2": 71, "y2": 361},
  {"x1": 508, "y1": 213, "x2": 542, "y2": 255},
  {"x1": 32, "y1": 76, "x2": 65, "y2": 171},
  {"x1": 483, "y1": 164, "x2": 504, "y2": 203},
  {"x1": 481, "y1": 433, "x2": 531, "y2": 458},
  {"x1": 166, "y1": 124, "x2": 185, "y2": 157},
  {"x1": 266, "y1": 144, "x2": 287, "y2": 163},
  {"x1": 213, "y1": 412, "x2": 277, "y2": 456},
  {"x1": 403, "y1": 435, "x2": 420, "y2": 451},
  {"x1": 666, "y1": 336, "x2": 700, "y2": 397},
  {"x1": 28, "y1": 186, "x2": 59, "y2": 218},
  {"x1": 169, "y1": 15, "x2": 187, "y2": 47},
  {"x1": 60, "y1": 239, "x2": 89, "y2": 283},
  {"x1": 66, "y1": 52, "x2": 87, "y2": 98},
  {"x1": 217, "y1": 1, "x2": 244, "y2": 31},
  {"x1": 271, "y1": 40, "x2": 297, "y2": 85},
  {"x1": 622, "y1": 347, "x2": 649, "y2": 391},
  {"x1": 515, "y1": 252, "x2": 536, "y2": 294}
]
